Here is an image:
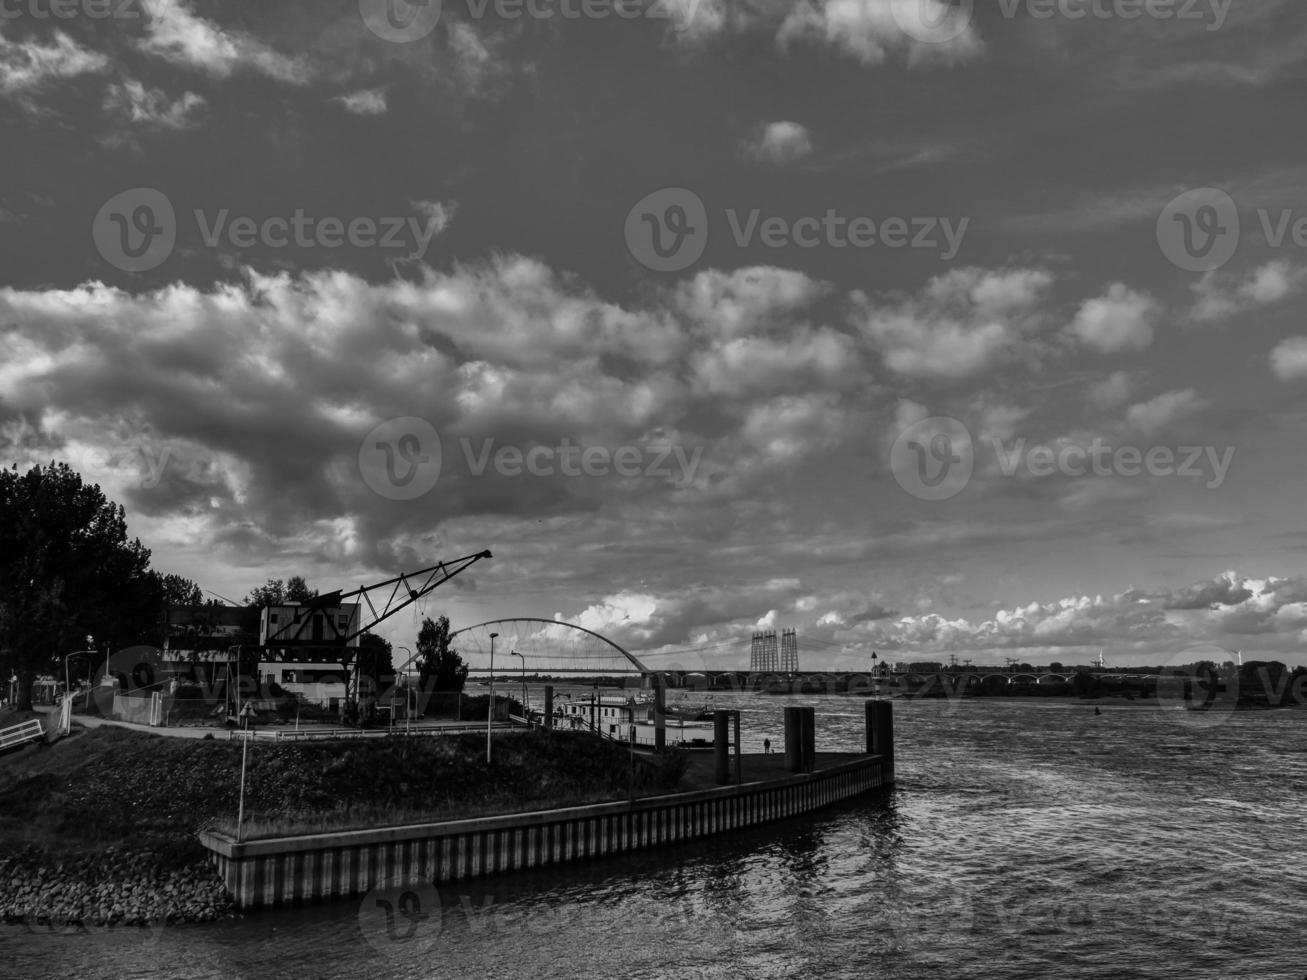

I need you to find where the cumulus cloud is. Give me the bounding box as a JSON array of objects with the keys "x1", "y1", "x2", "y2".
[
  {"x1": 1270, "y1": 337, "x2": 1307, "y2": 382},
  {"x1": 563, "y1": 579, "x2": 805, "y2": 656},
  {"x1": 0, "y1": 259, "x2": 864, "y2": 573},
  {"x1": 334, "y1": 88, "x2": 387, "y2": 116},
  {"x1": 138, "y1": 0, "x2": 310, "y2": 83},
  {"x1": 1190, "y1": 259, "x2": 1307, "y2": 323},
  {"x1": 1163, "y1": 571, "x2": 1254, "y2": 610},
  {"x1": 854, "y1": 267, "x2": 1054, "y2": 380},
  {"x1": 842, "y1": 572, "x2": 1307, "y2": 659},
  {"x1": 673, "y1": 266, "x2": 829, "y2": 339},
  {"x1": 409, "y1": 199, "x2": 457, "y2": 238},
  {"x1": 742, "y1": 121, "x2": 813, "y2": 165},
  {"x1": 1087, "y1": 371, "x2": 1134, "y2": 411},
  {"x1": 777, "y1": 0, "x2": 983, "y2": 67},
  {"x1": 0, "y1": 28, "x2": 109, "y2": 97},
  {"x1": 1122, "y1": 388, "x2": 1208, "y2": 436},
  {"x1": 103, "y1": 80, "x2": 205, "y2": 129},
  {"x1": 664, "y1": 0, "x2": 982, "y2": 67},
  {"x1": 447, "y1": 21, "x2": 510, "y2": 96},
  {"x1": 739, "y1": 392, "x2": 854, "y2": 460},
  {"x1": 1066, "y1": 283, "x2": 1160, "y2": 354}
]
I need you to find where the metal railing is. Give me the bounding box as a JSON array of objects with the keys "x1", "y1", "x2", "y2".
[
  {"x1": 227, "y1": 722, "x2": 509, "y2": 741},
  {"x1": 0, "y1": 719, "x2": 44, "y2": 751}
]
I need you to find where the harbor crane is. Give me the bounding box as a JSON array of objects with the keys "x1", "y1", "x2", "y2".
[{"x1": 227, "y1": 550, "x2": 492, "y2": 718}]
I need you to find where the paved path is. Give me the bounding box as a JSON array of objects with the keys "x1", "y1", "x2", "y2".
[
  {"x1": 33, "y1": 706, "x2": 518, "y2": 741},
  {"x1": 679, "y1": 750, "x2": 870, "y2": 791}
]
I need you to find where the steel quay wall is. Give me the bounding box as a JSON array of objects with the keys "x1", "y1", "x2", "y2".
[{"x1": 199, "y1": 755, "x2": 886, "y2": 910}]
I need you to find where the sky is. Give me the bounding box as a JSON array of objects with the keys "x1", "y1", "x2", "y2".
[{"x1": 3, "y1": 0, "x2": 1307, "y2": 671}]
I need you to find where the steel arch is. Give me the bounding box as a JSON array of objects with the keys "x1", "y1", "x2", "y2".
[{"x1": 450, "y1": 618, "x2": 650, "y2": 675}]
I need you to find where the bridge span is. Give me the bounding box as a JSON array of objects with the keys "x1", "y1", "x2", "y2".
[{"x1": 651, "y1": 670, "x2": 1161, "y2": 696}]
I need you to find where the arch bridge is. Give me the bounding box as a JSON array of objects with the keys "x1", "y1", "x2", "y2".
[{"x1": 447, "y1": 618, "x2": 650, "y2": 680}]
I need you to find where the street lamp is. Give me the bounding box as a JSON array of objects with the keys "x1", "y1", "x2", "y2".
[
  {"x1": 62, "y1": 648, "x2": 96, "y2": 703},
  {"x1": 60, "y1": 648, "x2": 95, "y2": 731},
  {"x1": 396, "y1": 646, "x2": 413, "y2": 735},
  {"x1": 871, "y1": 652, "x2": 879, "y2": 697},
  {"x1": 510, "y1": 651, "x2": 526, "y2": 720},
  {"x1": 486, "y1": 632, "x2": 499, "y2": 763}
]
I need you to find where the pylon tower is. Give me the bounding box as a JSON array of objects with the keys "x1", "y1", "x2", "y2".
[
  {"x1": 780, "y1": 628, "x2": 799, "y2": 674},
  {"x1": 750, "y1": 631, "x2": 779, "y2": 672}
]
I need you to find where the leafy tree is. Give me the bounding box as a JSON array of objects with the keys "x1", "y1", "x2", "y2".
[
  {"x1": 0, "y1": 463, "x2": 160, "y2": 709},
  {"x1": 158, "y1": 573, "x2": 203, "y2": 609},
  {"x1": 286, "y1": 576, "x2": 316, "y2": 603},
  {"x1": 356, "y1": 632, "x2": 394, "y2": 690},
  {"x1": 244, "y1": 575, "x2": 317, "y2": 609},
  {"x1": 351, "y1": 632, "x2": 395, "y2": 725},
  {"x1": 415, "y1": 616, "x2": 467, "y2": 693},
  {"x1": 245, "y1": 579, "x2": 282, "y2": 608}
]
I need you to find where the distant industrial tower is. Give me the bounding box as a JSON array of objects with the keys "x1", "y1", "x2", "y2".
[
  {"x1": 751, "y1": 628, "x2": 800, "y2": 673},
  {"x1": 780, "y1": 628, "x2": 799, "y2": 674},
  {"x1": 750, "y1": 630, "x2": 779, "y2": 672}
]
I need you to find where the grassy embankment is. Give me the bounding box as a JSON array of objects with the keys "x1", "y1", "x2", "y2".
[{"x1": 0, "y1": 720, "x2": 687, "y2": 925}]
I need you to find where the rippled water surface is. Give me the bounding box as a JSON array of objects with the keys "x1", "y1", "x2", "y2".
[{"x1": 4, "y1": 695, "x2": 1304, "y2": 979}]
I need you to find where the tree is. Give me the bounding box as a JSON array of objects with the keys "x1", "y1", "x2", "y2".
[
  {"x1": 415, "y1": 616, "x2": 467, "y2": 693},
  {"x1": 244, "y1": 575, "x2": 317, "y2": 609},
  {"x1": 158, "y1": 573, "x2": 203, "y2": 609},
  {"x1": 356, "y1": 632, "x2": 394, "y2": 691},
  {"x1": 286, "y1": 576, "x2": 316, "y2": 603},
  {"x1": 0, "y1": 463, "x2": 159, "y2": 709},
  {"x1": 353, "y1": 632, "x2": 395, "y2": 725},
  {"x1": 245, "y1": 579, "x2": 283, "y2": 608}
]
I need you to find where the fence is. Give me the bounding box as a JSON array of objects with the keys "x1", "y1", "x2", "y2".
[
  {"x1": 0, "y1": 718, "x2": 45, "y2": 751},
  {"x1": 113, "y1": 691, "x2": 163, "y2": 726},
  {"x1": 226, "y1": 722, "x2": 504, "y2": 742}
]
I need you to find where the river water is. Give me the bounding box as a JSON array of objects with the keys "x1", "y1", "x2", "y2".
[{"x1": 3, "y1": 694, "x2": 1304, "y2": 979}]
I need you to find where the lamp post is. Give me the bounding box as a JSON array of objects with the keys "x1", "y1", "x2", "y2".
[
  {"x1": 62, "y1": 648, "x2": 95, "y2": 703},
  {"x1": 397, "y1": 646, "x2": 413, "y2": 735},
  {"x1": 871, "y1": 652, "x2": 879, "y2": 698},
  {"x1": 60, "y1": 648, "x2": 95, "y2": 731},
  {"x1": 510, "y1": 651, "x2": 526, "y2": 720},
  {"x1": 486, "y1": 632, "x2": 499, "y2": 763}
]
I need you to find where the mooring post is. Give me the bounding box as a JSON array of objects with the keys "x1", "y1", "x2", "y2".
[
  {"x1": 544, "y1": 685, "x2": 554, "y2": 730},
  {"x1": 654, "y1": 675, "x2": 666, "y2": 751},
  {"x1": 865, "y1": 699, "x2": 895, "y2": 785},
  {"x1": 733, "y1": 710, "x2": 741, "y2": 784},
  {"x1": 800, "y1": 706, "x2": 816, "y2": 773},
  {"x1": 713, "y1": 710, "x2": 731, "y2": 784},
  {"x1": 783, "y1": 706, "x2": 803, "y2": 773}
]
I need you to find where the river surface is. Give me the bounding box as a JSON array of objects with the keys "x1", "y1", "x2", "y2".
[{"x1": 3, "y1": 694, "x2": 1304, "y2": 979}]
